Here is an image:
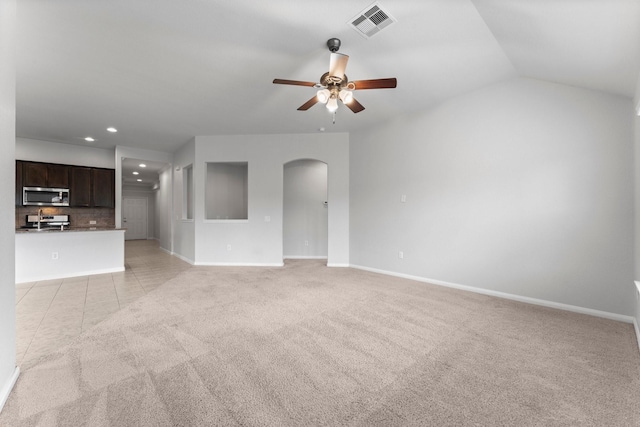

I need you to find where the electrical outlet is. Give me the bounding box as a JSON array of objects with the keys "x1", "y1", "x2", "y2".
[
  {"x1": 264, "y1": 216, "x2": 271, "y2": 222},
  {"x1": 51, "y1": 252, "x2": 58, "y2": 260},
  {"x1": 398, "y1": 251, "x2": 404, "y2": 259},
  {"x1": 89, "y1": 220, "x2": 97, "y2": 225},
  {"x1": 305, "y1": 240, "x2": 309, "y2": 246},
  {"x1": 226, "y1": 244, "x2": 232, "y2": 251},
  {"x1": 401, "y1": 194, "x2": 407, "y2": 203}
]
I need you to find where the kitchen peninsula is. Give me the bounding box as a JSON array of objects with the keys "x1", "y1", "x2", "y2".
[
  {"x1": 15, "y1": 159, "x2": 123, "y2": 283},
  {"x1": 15, "y1": 227, "x2": 125, "y2": 283}
]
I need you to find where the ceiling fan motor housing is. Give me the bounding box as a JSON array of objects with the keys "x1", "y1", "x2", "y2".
[{"x1": 327, "y1": 38, "x2": 341, "y2": 52}]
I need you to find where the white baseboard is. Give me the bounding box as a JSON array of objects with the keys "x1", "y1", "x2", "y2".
[
  {"x1": 283, "y1": 256, "x2": 328, "y2": 260},
  {"x1": 0, "y1": 366, "x2": 19, "y2": 414},
  {"x1": 635, "y1": 282, "x2": 640, "y2": 353},
  {"x1": 171, "y1": 252, "x2": 195, "y2": 265},
  {"x1": 166, "y1": 249, "x2": 283, "y2": 268},
  {"x1": 327, "y1": 263, "x2": 350, "y2": 268},
  {"x1": 16, "y1": 267, "x2": 125, "y2": 284},
  {"x1": 194, "y1": 262, "x2": 284, "y2": 267},
  {"x1": 634, "y1": 318, "x2": 640, "y2": 353},
  {"x1": 350, "y1": 264, "x2": 635, "y2": 324}
]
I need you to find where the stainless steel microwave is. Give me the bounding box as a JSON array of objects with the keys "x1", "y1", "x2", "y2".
[{"x1": 23, "y1": 187, "x2": 70, "y2": 206}]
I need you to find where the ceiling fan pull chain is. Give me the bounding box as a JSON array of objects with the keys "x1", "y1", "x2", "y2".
[{"x1": 333, "y1": 112, "x2": 336, "y2": 124}]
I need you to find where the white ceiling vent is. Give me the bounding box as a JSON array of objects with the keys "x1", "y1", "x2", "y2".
[{"x1": 348, "y1": 2, "x2": 396, "y2": 39}]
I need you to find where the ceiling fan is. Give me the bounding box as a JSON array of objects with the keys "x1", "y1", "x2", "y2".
[{"x1": 273, "y1": 38, "x2": 397, "y2": 114}]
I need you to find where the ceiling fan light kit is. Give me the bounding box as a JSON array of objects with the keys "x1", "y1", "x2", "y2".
[
  {"x1": 326, "y1": 97, "x2": 339, "y2": 113},
  {"x1": 273, "y1": 38, "x2": 397, "y2": 115},
  {"x1": 317, "y1": 88, "x2": 331, "y2": 103},
  {"x1": 339, "y1": 89, "x2": 353, "y2": 104}
]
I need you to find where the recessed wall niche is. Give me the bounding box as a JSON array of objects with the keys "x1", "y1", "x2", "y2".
[{"x1": 205, "y1": 162, "x2": 248, "y2": 220}]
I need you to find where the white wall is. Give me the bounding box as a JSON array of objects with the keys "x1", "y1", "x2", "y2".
[
  {"x1": 172, "y1": 139, "x2": 195, "y2": 262},
  {"x1": 16, "y1": 137, "x2": 114, "y2": 168},
  {"x1": 350, "y1": 77, "x2": 634, "y2": 317},
  {"x1": 192, "y1": 133, "x2": 349, "y2": 266},
  {"x1": 122, "y1": 186, "x2": 156, "y2": 239},
  {"x1": 16, "y1": 230, "x2": 125, "y2": 283},
  {"x1": 0, "y1": 0, "x2": 18, "y2": 412},
  {"x1": 283, "y1": 159, "x2": 328, "y2": 258}
]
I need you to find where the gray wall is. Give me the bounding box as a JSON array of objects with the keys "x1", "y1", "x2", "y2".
[
  {"x1": 0, "y1": 0, "x2": 17, "y2": 410},
  {"x1": 157, "y1": 167, "x2": 172, "y2": 252},
  {"x1": 206, "y1": 163, "x2": 248, "y2": 220},
  {"x1": 634, "y1": 74, "x2": 640, "y2": 331},
  {"x1": 16, "y1": 137, "x2": 114, "y2": 168},
  {"x1": 283, "y1": 159, "x2": 328, "y2": 258},
  {"x1": 172, "y1": 139, "x2": 195, "y2": 262},
  {"x1": 350, "y1": 77, "x2": 635, "y2": 317},
  {"x1": 182, "y1": 133, "x2": 349, "y2": 266}
]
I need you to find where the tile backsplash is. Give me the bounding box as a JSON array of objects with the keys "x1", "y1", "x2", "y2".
[{"x1": 16, "y1": 206, "x2": 115, "y2": 229}]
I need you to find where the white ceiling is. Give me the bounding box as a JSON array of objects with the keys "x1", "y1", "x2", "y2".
[
  {"x1": 121, "y1": 158, "x2": 167, "y2": 189},
  {"x1": 15, "y1": 0, "x2": 640, "y2": 153}
]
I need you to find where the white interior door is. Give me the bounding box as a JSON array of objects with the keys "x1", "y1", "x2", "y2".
[
  {"x1": 283, "y1": 159, "x2": 328, "y2": 259},
  {"x1": 123, "y1": 197, "x2": 148, "y2": 240}
]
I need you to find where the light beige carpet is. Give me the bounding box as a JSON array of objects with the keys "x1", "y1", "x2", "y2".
[{"x1": 1, "y1": 260, "x2": 639, "y2": 426}]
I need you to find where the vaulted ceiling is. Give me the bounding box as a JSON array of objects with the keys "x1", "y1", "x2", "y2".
[{"x1": 16, "y1": 0, "x2": 640, "y2": 153}]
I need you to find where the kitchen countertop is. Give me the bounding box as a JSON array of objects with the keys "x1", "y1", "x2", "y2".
[{"x1": 16, "y1": 227, "x2": 126, "y2": 234}]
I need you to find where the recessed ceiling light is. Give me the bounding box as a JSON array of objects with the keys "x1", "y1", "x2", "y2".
[
  {"x1": 132, "y1": 171, "x2": 139, "y2": 175},
  {"x1": 106, "y1": 127, "x2": 118, "y2": 133},
  {"x1": 85, "y1": 137, "x2": 95, "y2": 142},
  {"x1": 139, "y1": 164, "x2": 147, "y2": 168},
  {"x1": 137, "y1": 179, "x2": 142, "y2": 182}
]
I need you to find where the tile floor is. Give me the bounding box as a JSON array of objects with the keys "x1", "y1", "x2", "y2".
[{"x1": 15, "y1": 239, "x2": 191, "y2": 365}]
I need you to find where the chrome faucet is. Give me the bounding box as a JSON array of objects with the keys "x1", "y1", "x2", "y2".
[{"x1": 37, "y1": 208, "x2": 43, "y2": 230}]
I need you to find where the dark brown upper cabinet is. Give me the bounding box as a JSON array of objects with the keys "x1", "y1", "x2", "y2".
[
  {"x1": 17, "y1": 160, "x2": 115, "y2": 208},
  {"x1": 69, "y1": 167, "x2": 92, "y2": 207},
  {"x1": 92, "y1": 168, "x2": 115, "y2": 208},
  {"x1": 22, "y1": 161, "x2": 69, "y2": 188},
  {"x1": 15, "y1": 161, "x2": 22, "y2": 206}
]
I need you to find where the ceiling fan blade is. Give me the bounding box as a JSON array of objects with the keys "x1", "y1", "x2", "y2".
[
  {"x1": 329, "y1": 53, "x2": 349, "y2": 79},
  {"x1": 345, "y1": 97, "x2": 365, "y2": 113},
  {"x1": 352, "y1": 78, "x2": 397, "y2": 90},
  {"x1": 297, "y1": 96, "x2": 320, "y2": 111},
  {"x1": 273, "y1": 79, "x2": 317, "y2": 87}
]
